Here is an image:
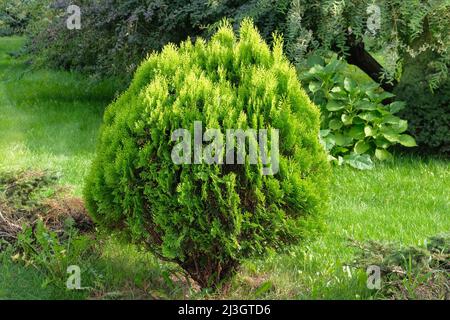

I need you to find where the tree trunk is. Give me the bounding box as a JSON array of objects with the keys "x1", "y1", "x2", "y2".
[{"x1": 343, "y1": 34, "x2": 397, "y2": 93}]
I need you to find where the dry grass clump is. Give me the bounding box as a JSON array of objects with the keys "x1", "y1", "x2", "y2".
[
  {"x1": 350, "y1": 234, "x2": 450, "y2": 300},
  {"x1": 0, "y1": 170, "x2": 93, "y2": 245}
]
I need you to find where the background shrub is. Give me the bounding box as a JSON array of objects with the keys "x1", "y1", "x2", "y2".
[
  {"x1": 84, "y1": 20, "x2": 329, "y2": 288},
  {"x1": 28, "y1": 0, "x2": 191, "y2": 77},
  {"x1": 27, "y1": 0, "x2": 290, "y2": 80},
  {"x1": 394, "y1": 60, "x2": 450, "y2": 154},
  {"x1": 0, "y1": 0, "x2": 33, "y2": 36},
  {"x1": 301, "y1": 57, "x2": 417, "y2": 169}
]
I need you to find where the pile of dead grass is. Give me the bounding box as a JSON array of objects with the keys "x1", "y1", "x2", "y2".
[
  {"x1": 0, "y1": 170, "x2": 93, "y2": 245},
  {"x1": 350, "y1": 234, "x2": 450, "y2": 300}
]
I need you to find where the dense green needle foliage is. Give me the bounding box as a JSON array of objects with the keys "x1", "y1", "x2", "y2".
[{"x1": 84, "y1": 20, "x2": 329, "y2": 288}]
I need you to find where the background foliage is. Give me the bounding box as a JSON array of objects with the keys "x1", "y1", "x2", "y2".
[
  {"x1": 0, "y1": 0, "x2": 31, "y2": 36},
  {"x1": 301, "y1": 57, "x2": 416, "y2": 169},
  {"x1": 15, "y1": 0, "x2": 448, "y2": 155},
  {"x1": 23, "y1": 0, "x2": 450, "y2": 85},
  {"x1": 25, "y1": 0, "x2": 291, "y2": 80}
]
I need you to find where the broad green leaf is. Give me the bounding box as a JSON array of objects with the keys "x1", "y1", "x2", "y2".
[
  {"x1": 320, "y1": 129, "x2": 331, "y2": 137},
  {"x1": 335, "y1": 133, "x2": 352, "y2": 146},
  {"x1": 390, "y1": 119, "x2": 408, "y2": 133},
  {"x1": 341, "y1": 114, "x2": 353, "y2": 125},
  {"x1": 324, "y1": 57, "x2": 342, "y2": 73},
  {"x1": 309, "y1": 81, "x2": 321, "y2": 93},
  {"x1": 306, "y1": 55, "x2": 325, "y2": 68},
  {"x1": 353, "y1": 117, "x2": 365, "y2": 124},
  {"x1": 308, "y1": 65, "x2": 324, "y2": 75},
  {"x1": 329, "y1": 119, "x2": 343, "y2": 130},
  {"x1": 331, "y1": 86, "x2": 343, "y2": 93},
  {"x1": 329, "y1": 86, "x2": 347, "y2": 100},
  {"x1": 375, "y1": 137, "x2": 391, "y2": 149},
  {"x1": 365, "y1": 89, "x2": 378, "y2": 101},
  {"x1": 355, "y1": 100, "x2": 377, "y2": 110},
  {"x1": 377, "y1": 91, "x2": 396, "y2": 102},
  {"x1": 358, "y1": 111, "x2": 380, "y2": 122},
  {"x1": 364, "y1": 125, "x2": 376, "y2": 137},
  {"x1": 382, "y1": 115, "x2": 402, "y2": 125},
  {"x1": 326, "y1": 100, "x2": 345, "y2": 111},
  {"x1": 376, "y1": 107, "x2": 392, "y2": 116},
  {"x1": 334, "y1": 146, "x2": 349, "y2": 153},
  {"x1": 323, "y1": 134, "x2": 336, "y2": 151},
  {"x1": 362, "y1": 83, "x2": 381, "y2": 91},
  {"x1": 344, "y1": 77, "x2": 357, "y2": 93},
  {"x1": 375, "y1": 148, "x2": 392, "y2": 161},
  {"x1": 344, "y1": 153, "x2": 374, "y2": 170},
  {"x1": 328, "y1": 154, "x2": 338, "y2": 162},
  {"x1": 381, "y1": 124, "x2": 411, "y2": 141},
  {"x1": 300, "y1": 72, "x2": 315, "y2": 82},
  {"x1": 388, "y1": 101, "x2": 406, "y2": 113},
  {"x1": 354, "y1": 140, "x2": 371, "y2": 154},
  {"x1": 380, "y1": 124, "x2": 395, "y2": 134},
  {"x1": 348, "y1": 124, "x2": 365, "y2": 140},
  {"x1": 383, "y1": 132, "x2": 400, "y2": 143},
  {"x1": 398, "y1": 134, "x2": 417, "y2": 147}
]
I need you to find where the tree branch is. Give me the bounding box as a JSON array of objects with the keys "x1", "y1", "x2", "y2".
[{"x1": 343, "y1": 33, "x2": 397, "y2": 93}]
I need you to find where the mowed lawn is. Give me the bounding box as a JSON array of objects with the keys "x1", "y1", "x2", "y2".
[
  {"x1": 0, "y1": 37, "x2": 449, "y2": 299},
  {"x1": 0, "y1": 37, "x2": 117, "y2": 195}
]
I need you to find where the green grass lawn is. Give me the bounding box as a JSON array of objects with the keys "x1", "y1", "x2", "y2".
[
  {"x1": 0, "y1": 37, "x2": 448, "y2": 300},
  {"x1": 0, "y1": 36, "x2": 118, "y2": 195}
]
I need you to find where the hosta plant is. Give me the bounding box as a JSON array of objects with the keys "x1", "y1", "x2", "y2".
[
  {"x1": 84, "y1": 20, "x2": 329, "y2": 289},
  {"x1": 301, "y1": 57, "x2": 416, "y2": 170}
]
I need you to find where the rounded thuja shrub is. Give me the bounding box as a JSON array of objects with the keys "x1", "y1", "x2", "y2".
[{"x1": 84, "y1": 20, "x2": 329, "y2": 289}]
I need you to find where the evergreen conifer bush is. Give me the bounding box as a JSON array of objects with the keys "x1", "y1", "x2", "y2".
[{"x1": 84, "y1": 20, "x2": 329, "y2": 288}]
